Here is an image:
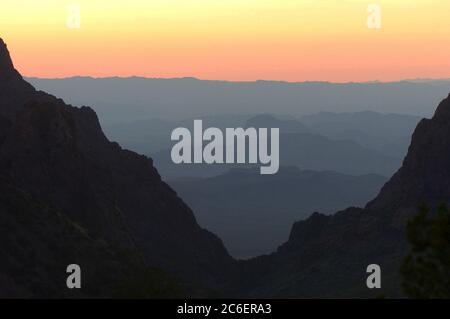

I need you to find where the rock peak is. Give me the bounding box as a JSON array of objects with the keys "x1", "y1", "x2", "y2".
[
  {"x1": 433, "y1": 92, "x2": 450, "y2": 120},
  {"x1": 0, "y1": 38, "x2": 15, "y2": 75}
]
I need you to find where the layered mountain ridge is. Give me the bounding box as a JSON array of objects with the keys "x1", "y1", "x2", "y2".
[
  {"x1": 233, "y1": 93, "x2": 450, "y2": 298},
  {"x1": 1, "y1": 37, "x2": 450, "y2": 298}
]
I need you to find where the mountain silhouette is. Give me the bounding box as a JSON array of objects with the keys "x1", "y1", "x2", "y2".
[
  {"x1": 2, "y1": 37, "x2": 450, "y2": 298},
  {"x1": 245, "y1": 114, "x2": 400, "y2": 176},
  {"x1": 149, "y1": 114, "x2": 401, "y2": 179},
  {"x1": 300, "y1": 111, "x2": 420, "y2": 158},
  {"x1": 0, "y1": 38, "x2": 234, "y2": 297},
  {"x1": 232, "y1": 93, "x2": 450, "y2": 298},
  {"x1": 27, "y1": 76, "x2": 450, "y2": 126},
  {"x1": 170, "y1": 167, "x2": 386, "y2": 258},
  {"x1": 103, "y1": 112, "x2": 417, "y2": 162},
  {"x1": 245, "y1": 114, "x2": 311, "y2": 134}
]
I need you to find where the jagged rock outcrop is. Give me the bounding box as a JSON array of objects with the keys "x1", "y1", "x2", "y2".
[
  {"x1": 367, "y1": 94, "x2": 450, "y2": 221},
  {"x1": 0, "y1": 38, "x2": 235, "y2": 297},
  {"x1": 0, "y1": 39, "x2": 35, "y2": 121},
  {"x1": 235, "y1": 93, "x2": 450, "y2": 298}
]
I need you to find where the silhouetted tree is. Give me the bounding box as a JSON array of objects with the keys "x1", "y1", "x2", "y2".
[{"x1": 400, "y1": 204, "x2": 450, "y2": 298}]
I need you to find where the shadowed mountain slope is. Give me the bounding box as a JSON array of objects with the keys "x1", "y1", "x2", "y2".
[
  {"x1": 233, "y1": 93, "x2": 450, "y2": 298},
  {"x1": 0, "y1": 38, "x2": 235, "y2": 296}
]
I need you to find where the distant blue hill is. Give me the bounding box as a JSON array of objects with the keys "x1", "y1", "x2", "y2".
[{"x1": 27, "y1": 77, "x2": 450, "y2": 126}]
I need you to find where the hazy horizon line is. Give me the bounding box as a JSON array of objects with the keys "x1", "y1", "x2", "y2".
[{"x1": 24, "y1": 75, "x2": 450, "y2": 85}]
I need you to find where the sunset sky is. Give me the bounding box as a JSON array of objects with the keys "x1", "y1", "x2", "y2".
[{"x1": 1, "y1": 0, "x2": 450, "y2": 82}]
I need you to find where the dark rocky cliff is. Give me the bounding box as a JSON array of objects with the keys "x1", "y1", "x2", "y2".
[
  {"x1": 0, "y1": 39, "x2": 234, "y2": 297},
  {"x1": 234, "y1": 94, "x2": 450, "y2": 298}
]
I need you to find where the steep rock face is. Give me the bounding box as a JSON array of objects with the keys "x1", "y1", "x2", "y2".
[
  {"x1": 234, "y1": 207, "x2": 405, "y2": 297},
  {"x1": 235, "y1": 93, "x2": 450, "y2": 298},
  {"x1": 0, "y1": 39, "x2": 234, "y2": 295},
  {"x1": 367, "y1": 94, "x2": 450, "y2": 221},
  {"x1": 0, "y1": 39, "x2": 35, "y2": 121}
]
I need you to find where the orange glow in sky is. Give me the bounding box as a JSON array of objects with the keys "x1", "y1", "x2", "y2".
[{"x1": 2, "y1": 0, "x2": 450, "y2": 82}]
